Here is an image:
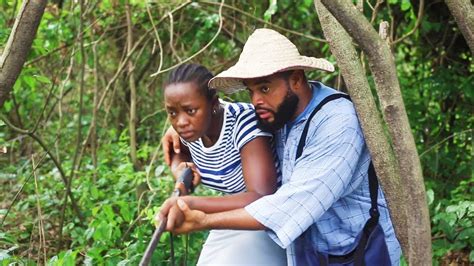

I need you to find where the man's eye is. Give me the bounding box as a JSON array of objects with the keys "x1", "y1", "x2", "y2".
[
  {"x1": 261, "y1": 86, "x2": 270, "y2": 93},
  {"x1": 168, "y1": 111, "x2": 177, "y2": 117},
  {"x1": 187, "y1": 109, "x2": 197, "y2": 115}
]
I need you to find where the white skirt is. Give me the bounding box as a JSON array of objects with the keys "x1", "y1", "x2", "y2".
[{"x1": 197, "y1": 229, "x2": 287, "y2": 265}]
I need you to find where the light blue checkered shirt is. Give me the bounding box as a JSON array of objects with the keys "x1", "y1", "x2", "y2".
[{"x1": 245, "y1": 82, "x2": 401, "y2": 265}]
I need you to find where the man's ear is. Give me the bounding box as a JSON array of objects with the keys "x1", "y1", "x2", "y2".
[{"x1": 290, "y1": 70, "x2": 305, "y2": 90}]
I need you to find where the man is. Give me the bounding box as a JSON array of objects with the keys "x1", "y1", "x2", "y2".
[{"x1": 160, "y1": 28, "x2": 401, "y2": 265}]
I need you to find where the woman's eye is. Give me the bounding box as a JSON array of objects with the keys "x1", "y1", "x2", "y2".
[
  {"x1": 187, "y1": 109, "x2": 197, "y2": 115},
  {"x1": 167, "y1": 110, "x2": 177, "y2": 117},
  {"x1": 261, "y1": 86, "x2": 270, "y2": 93}
]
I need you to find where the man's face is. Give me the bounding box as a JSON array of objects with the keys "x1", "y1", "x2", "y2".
[{"x1": 244, "y1": 72, "x2": 299, "y2": 132}]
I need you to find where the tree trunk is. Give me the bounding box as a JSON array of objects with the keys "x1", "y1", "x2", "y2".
[
  {"x1": 445, "y1": 0, "x2": 474, "y2": 56},
  {"x1": 0, "y1": 0, "x2": 47, "y2": 108},
  {"x1": 126, "y1": 1, "x2": 139, "y2": 170},
  {"x1": 313, "y1": 0, "x2": 408, "y2": 257},
  {"x1": 320, "y1": 0, "x2": 431, "y2": 264}
]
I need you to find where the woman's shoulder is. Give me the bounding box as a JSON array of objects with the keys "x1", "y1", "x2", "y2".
[{"x1": 223, "y1": 101, "x2": 256, "y2": 118}]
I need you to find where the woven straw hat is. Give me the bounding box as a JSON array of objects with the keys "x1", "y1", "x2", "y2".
[{"x1": 209, "y1": 28, "x2": 334, "y2": 93}]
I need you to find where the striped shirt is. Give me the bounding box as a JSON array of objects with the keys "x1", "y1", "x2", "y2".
[
  {"x1": 245, "y1": 82, "x2": 401, "y2": 265},
  {"x1": 182, "y1": 101, "x2": 281, "y2": 194}
]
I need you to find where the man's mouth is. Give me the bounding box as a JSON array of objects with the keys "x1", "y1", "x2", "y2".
[{"x1": 256, "y1": 109, "x2": 272, "y2": 120}]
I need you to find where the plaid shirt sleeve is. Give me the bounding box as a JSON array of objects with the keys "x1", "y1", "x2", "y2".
[{"x1": 245, "y1": 105, "x2": 366, "y2": 248}]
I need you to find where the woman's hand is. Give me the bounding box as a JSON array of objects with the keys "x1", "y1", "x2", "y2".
[
  {"x1": 172, "y1": 161, "x2": 201, "y2": 195},
  {"x1": 161, "y1": 126, "x2": 181, "y2": 166}
]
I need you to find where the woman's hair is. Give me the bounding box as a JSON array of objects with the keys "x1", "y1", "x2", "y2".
[{"x1": 164, "y1": 63, "x2": 216, "y2": 100}]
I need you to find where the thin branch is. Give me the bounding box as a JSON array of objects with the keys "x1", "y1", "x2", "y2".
[
  {"x1": 91, "y1": 31, "x2": 99, "y2": 181},
  {"x1": 420, "y1": 129, "x2": 472, "y2": 158},
  {"x1": 370, "y1": 0, "x2": 384, "y2": 23},
  {"x1": 0, "y1": 115, "x2": 84, "y2": 222},
  {"x1": 146, "y1": 3, "x2": 164, "y2": 74},
  {"x1": 391, "y1": 0, "x2": 425, "y2": 45},
  {"x1": 198, "y1": 0, "x2": 326, "y2": 43},
  {"x1": 168, "y1": 11, "x2": 182, "y2": 62},
  {"x1": 150, "y1": 0, "x2": 225, "y2": 76},
  {"x1": 140, "y1": 108, "x2": 165, "y2": 124},
  {"x1": 0, "y1": 152, "x2": 47, "y2": 227},
  {"x1": 32, "y1": 155, "x2": 47, "y2": 265}
]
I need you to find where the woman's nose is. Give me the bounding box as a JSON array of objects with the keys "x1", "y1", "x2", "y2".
[{"x1": 176, "y1": 115, "x2": 189, "y2": 127}]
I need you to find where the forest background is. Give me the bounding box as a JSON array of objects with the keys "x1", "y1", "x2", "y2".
[{"x1": 0, "y1": 0, "x2": 472, "y2": 265}]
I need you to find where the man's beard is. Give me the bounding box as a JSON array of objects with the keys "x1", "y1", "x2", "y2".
[{"x1": 256, "y1": 88, "x2": 299, "y2": 133}]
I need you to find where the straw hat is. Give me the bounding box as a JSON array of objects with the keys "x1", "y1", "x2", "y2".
[{"x1": 209, "y1": 28, "x2": 334, "y2": 93}]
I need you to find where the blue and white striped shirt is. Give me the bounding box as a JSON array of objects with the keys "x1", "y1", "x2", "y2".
[
  {"x1": 245, "y1": 82, "x2": 401, "y2": 265},
  {"x1": 183, "y1": 101, "x2": 281, "y2": 194}
]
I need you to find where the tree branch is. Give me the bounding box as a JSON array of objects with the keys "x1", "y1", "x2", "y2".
[
  {"x1": 0, "y1": 0, "x2": 47, "y2": 108},
  {"x1": 444, "y1": 0, "x2": 474, "y2": 56},
  {"x1": 314, "y1": 0, "x2": 409, "y2": 256},
  {"x1": 320, "y1": 0, "x2": 431, "y2": 264}
]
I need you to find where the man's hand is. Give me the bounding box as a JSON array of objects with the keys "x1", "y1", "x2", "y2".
[
  {"x1": 161, "y1": 126, "x2": 181, "y2": 166},
  {"x1": 171, "y1": 199, "x2": 208, "y2": 234},
  {"x1": 155, "y1": 197, "x2": 184, "y2": 231}
]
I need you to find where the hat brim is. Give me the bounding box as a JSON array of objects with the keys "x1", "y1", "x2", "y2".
[{"x1": 209, "y1": 56, "x2": 335, "y2": 94}]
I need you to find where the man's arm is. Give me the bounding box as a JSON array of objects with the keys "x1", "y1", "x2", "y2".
[
  {"x1": 169, "y1": 199, "x2": 265, "y2": 234},
  {"x1": 245, "y1": 100, "x2": 368, "y2": 248},
  {"x1": 158, "y1": 136, "x2": 278, "y2": 229}
]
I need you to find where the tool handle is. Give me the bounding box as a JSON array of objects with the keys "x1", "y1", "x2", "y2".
[
  {"x1": 139, "y1": 218, "x2": 166, "y2": 266},
  {"x1": 139, "y1": 167, "x2": 194, "y2": 266},
  {"x1": 177, "y1": 167, "x2": 194, "y2": 194}
]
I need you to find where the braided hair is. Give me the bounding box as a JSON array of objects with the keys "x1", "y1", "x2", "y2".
[{"x1": 164, "y1": 63, "x2": 216, "y2": 100}]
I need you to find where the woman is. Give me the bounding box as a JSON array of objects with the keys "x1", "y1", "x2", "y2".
[{"x1": 157, "y1": 63, "x2": 286, "y2": 265}]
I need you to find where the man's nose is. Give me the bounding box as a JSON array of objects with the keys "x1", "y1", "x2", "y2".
[{"x1": 251, "y1": 93, "x2": 264, "y2": 106}]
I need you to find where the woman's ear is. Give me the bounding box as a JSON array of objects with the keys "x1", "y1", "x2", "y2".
[{"x1": 211, "y1": 93, "x2": 219, "y2": 107}]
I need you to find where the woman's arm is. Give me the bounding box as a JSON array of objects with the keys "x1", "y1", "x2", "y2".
[{"x1": 182, "y1": 136, "x2": 277, "y2": 213}]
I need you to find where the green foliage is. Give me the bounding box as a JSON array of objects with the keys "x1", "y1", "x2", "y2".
[{"x1": 428, "y1": 177, "x2": 474, "y2": 264}]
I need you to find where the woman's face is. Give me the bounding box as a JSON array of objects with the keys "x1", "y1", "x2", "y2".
[{"x1": 164, "y1": 82, "x2": 213, "y2": 142}]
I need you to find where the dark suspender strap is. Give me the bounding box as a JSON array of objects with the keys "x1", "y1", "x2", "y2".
[
  {"x1": 295, "y1": 93, "x2": 351, "y2": 160},
  {"x1": 368, "y1": 162, "x2": 379, "y2": 220},
  {"x1": 352, "y1": 163, "x2": 380, "y2": 266},
  {"x1": 294, "y1": 93, "x2": 381, "y2": 266}
]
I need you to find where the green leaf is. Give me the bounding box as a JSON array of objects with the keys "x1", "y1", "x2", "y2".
[
  {"x1": 426, "y1": 189, "x2": 434, "y2": 205},
  {"x1": 154, "y1": 165, "x2": 165, "y2": 178},
  {"x1": 0, "y1": 232, "x2": 18, "y2": 245},
  {"x1": 401, "y1": 0, "x2": 411, "y2": 11},
  {"x1": 457, "y1": 228, "x2": 474, "y2": 241},
  {"x1": 103, "y1": 204, "x2": 115, "y2": 223},
  {"x1": 34, "y1": 75, "x2": 51, "y2": 84},
  {"x1": 438, "y1": 219, "x2": 456, "y2": 240},
  {"x1": 263, "y1": 0, "x2": 278, "y2": 21},
  {"x1": 119, "y1": 202, "x2": 133, "y2": 223}
]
